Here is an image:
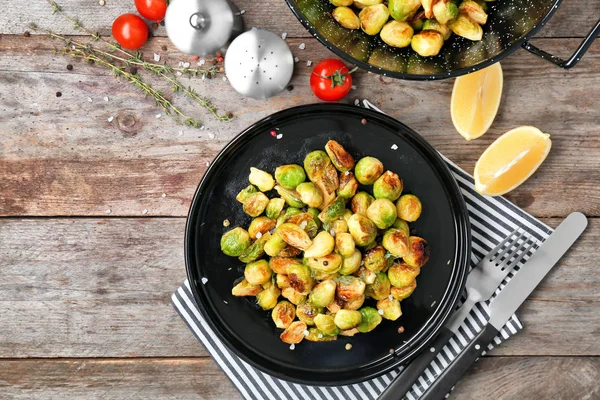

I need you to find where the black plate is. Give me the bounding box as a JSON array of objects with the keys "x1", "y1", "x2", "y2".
[{"x1": 185, "y1": 104, "x2": 471, "y2": 385}]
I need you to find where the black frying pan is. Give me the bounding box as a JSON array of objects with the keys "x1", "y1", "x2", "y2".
[{"x1": 185, "y1": 104, "x2": 471, "y2": 385}]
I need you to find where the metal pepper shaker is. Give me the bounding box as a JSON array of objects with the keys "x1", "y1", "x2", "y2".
[{"x1": 164, "y1": 0, "x2": 244, "y2": 56}]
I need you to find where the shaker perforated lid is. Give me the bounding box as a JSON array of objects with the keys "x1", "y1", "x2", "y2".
[
  {"x1": 225, "y1": 29, "x2": 294, "y2": 100},
  {"x1": 164, "y1": 0, "x2": 243, "y2": 56}
]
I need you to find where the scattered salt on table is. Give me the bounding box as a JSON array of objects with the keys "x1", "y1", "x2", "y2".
[
  {"x1": 154, "y1": 53, "x2": 161, "y2": 62},
  {"x1": 201, "y1": 277, "x2": 208, "y2": 284}
]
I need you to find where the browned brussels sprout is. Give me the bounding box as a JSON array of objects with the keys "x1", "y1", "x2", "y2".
[
  {"x1": 365, "y1": 272, "x2": 392, "y2": 300},
  {"x1": 277, "y1": 223, "x2": 312, "y2": 251},
  {"x1": 272, "y1": 301, "x2": 296, "y2": 329},
  {"x1": 287, "y1": 262, "x2": 315, "y2": 294},
  {"x1": 355, "y1": 156, "x2": 384, "y2": 184},
  {"x1": 373, "y1": 171, "x2": 404, "y2": 201},
  {"x1": 281, "y1": 287, "x2": 307, "y2": 305},
  {"x1": 286, "y1": 213, "x2": 319, "y2": 239},
  {"x1": 391, "y1": 279, "x2": 417, "y2": 300},
  {"x1": 336, "y1": 232, "x2": 356, "y2": 258},
  {"x1": 377, "y1": 297, "x2": 402, "y2": 320},
  {"x1": 347, "y1": 214, "x2": 378, "y2": 247},
  {"x1": 243, "y1": 192, "x2": 270, "y2": 217},
  {"x1": 327, "y1": 297, "x2": 345, "y2": 314},
  {"x1": 330, "y1": 218, "x2": 349, "y2": 237},
  {"x1": 336, "y1": 276, "x2": 367, "y2": 301},
  {"x1": 459, "y1": 0, "x2": 488, "y2": 25},
  {"x1": 278, "y1": 245, "x2": 303, "y2": 258},
  {"x1": 244, "y1": 260, "x2": 272, "y2": 286},
  {"x1": 356, "y1": 307, "x2": 382, "y2": 332},
  {"x1": 325, "y1": 140, "x2": 355, "y2": 172},
  {"x1": 334, "y1": 309, "x2": 362, "y2": 330},
  {"x1": 275, "y1": 185, "x2": 306, "y2": 208},
  {"x1": 392, "y1": 218, "x2": 410, "y2": 238},
  {"x1": 276, "y1": 273, "x2": 291, "y2": 289},
  {"x1": 366, "y1": 199, "x2": 398, "y2": 229},
  {"x1": 236, "y1": 184, "x2": 258, "y2": 204},
  {"x1": 340, "y1": 249, "x2": 362, "y2": 275},
  {"x1": 238, "y1": 232, "x2": 271, "y2": 263},
  {"x1": 344, "y1": 294, "x2": 366, "y2": 310},
  {"x1": 422, "y1": 19, "x2": 452, "y2": 40},
  {"x1": 249, "y1": 167, "x2": 275, "y2": 192},
  {"x1": 265, "y1": 197, "x2": 286, "y2": 219},
  {"x1": 388, "y1": 261, "x2": 420, "y2": 288},
  {"x1": 248, "y1": 216, "x2": 276, "y2": 239},
  {"x1": 382, "y1": 228, "x2": 409, "y2": 258},
  {"x1": 296, "y1": 182, "x2": 324, "y2": 208},
  {"x1": 388, "y1": 0, "x2": 421, "y2": 21},
  {"x1": 396, "y1": 194, "x2": 423, "y2": 222},
  {"x1": 304, "y1": 252, "x2": 343, "y2": 275},
  {"x1": 350, "y1": 191, "x2": 375, "y2": 216},
  {"x1": 432, "y1": 0, "x2": 459, "y2": 25},
  {"x1": 264, "y1": 232, "x2": 288, "y2": 257},
  {"x1": 411, "y1": 30, "x2": 445, "y2": 57},
  {"x1": 256, "y1": 281, "x2": 281, "y2": 310},
  {"x1": 232, "y1": 279, "x2": 263, "y2": 297},
  {"x1": 304, "y1": 150, "x2": 339, "y2": 208},
  {"x1": 359, "y1": 4, "x2": 390, "y2": 36},
  {"x1": 305, "y1": 327, "x2": 338, "y2": 342},
  {"x1": 363, "y1": 245, "x2": 388, "y2": 272},
  {"x1": 318, "y1": 197, "x2": 346, "y2": 223},
  {"x1": 309, "y1": 279, "x2": 337, "y2": 307},
  {"x1": 314, "y1": 314, "x2": 341, "y2": 336},
  {"x1": 404, "y1": 236, "x2": 430, "y2": 268},
  {"x1": 280, "y1": 320, "x2": 307, "y2": 344},
  {"x1": 449, "y1": 15, "x2": 483, "y2": 41},
  {"x1": 221, "y1": 227, "x2": 251, "y2": 256},
  {"x1": 380, "y1": 21, "x2": 414, "y2": 48},
  {"x1": 275, "y1": 164, "x2": 306, "y2": 189},
  {"x1": 296, "y1": 302, "x2": 323, "y2": 326},
  {"x1": 337, "y1": 171, "x2": 359, "y2": 199}
]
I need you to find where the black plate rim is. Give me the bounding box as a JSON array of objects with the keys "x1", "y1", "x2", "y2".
[
  {"x1": 184, "y1": 103, "x2": 471, "y2": 385},
  {"x1": 283, "y1": 0, "x2": 563, "y2": 81}
]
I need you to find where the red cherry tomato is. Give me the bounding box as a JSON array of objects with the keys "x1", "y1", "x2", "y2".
[
  {"x1": 135, "y1": 0, "x2": 168, "y2": 21},
  {"x1": 310, "y1": 59, "x2": 356, "y2": 102},
  {"x1": 112, "y1": 14, "x2": 149, "y2": 50}
]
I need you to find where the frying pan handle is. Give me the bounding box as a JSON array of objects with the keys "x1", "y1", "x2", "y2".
[{"x1": 521, "y1": 19, "x2": 600, "y2": 69}]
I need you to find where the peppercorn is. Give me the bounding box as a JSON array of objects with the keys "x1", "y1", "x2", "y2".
[
  {"x1": 286, "y1": 85, "x2": 294, "y2": 91},
  {"x1": 56, "y1": 92, "x2": 62, "y2": 97},
  {"x1": 161, "y1": 45, "x2": 167, "y2": 51},
  {"x1": 23, "y1": 31, "x2": 31, "y2": 37},
  {"x1": 66, "y1": 64, "x2": 73, "y2": 71}
]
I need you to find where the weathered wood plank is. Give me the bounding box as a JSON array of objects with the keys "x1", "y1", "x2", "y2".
[
  {"x1": 0, "y1": 357, "x2": 597, "y2": 399},
  {"x1": 1, "y1": 36, "x2": 598, "y2": 217},
  {"x1": 4, "y1": 0, "x2": 599, "y2": 38},
  {"x1": 0, "y1": 218, "x2": 597, "y2": 358}
]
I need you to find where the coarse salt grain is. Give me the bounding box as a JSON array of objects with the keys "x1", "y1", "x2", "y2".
[
  {"x1": 205, "y1": 161, "x2": 210, "y2": 166},
  {"x1": 105, "y1": 209, "x2": 111, "y2": 214},
  {"x1": 431, "y1": 301, "x2": 437, "y2": 307},
  {"x1": 104, "y1": 96, "x2": 109, "y2": 102},
  {"x1": 294, "y1": 57, "x2": 299, "y2": 63},
  {"x1": 161, "y1": 193, "x2": 167, "y2": 198},
  {"x1": 87, "y1": 97, "x2": 92, "y2": 102},
  {"x1": 318, "y1": 333, "x2": 323, "y2": 339},
  {"x1": 208, "y1": 133, "x2": 215, "y2": 139},
  {"x1": 107, "y1": 116, "x2": 114, "y2": 122},
  {"x1": 391, "y1": 144, "x2": 398, "y2": 150},
  {"x1": 378, "y1": 309, "x2": 384, "y2": 315},
  {"x1": 281, "y1": 32, "x2": 288, "y2": 40},
  {"x1": 299, "y1": 221, "x2": 307, "y2": 229},
  {"x1": 329, "y1": 229, "x2": 336, "y2": 237},
  {"x1": 155, "y1": 114, "x2": 162, "y2": 119},
  {"x1": 178, "y1": 130, "x2": 184, "y2": 136},
  {"x1": 354, "y1": 99, "x2": 360, "y2": 106},
  {"x1": 222, "y1": 77, "x2": 227, "y2": 81},
  {"x1": 299, "y1": 43, "x2": 306, "y2": 50},
  {"x1": 176, "y1": 71, "x2": 182, "y2": 76},
  {"x1": 200, "y1": 126, "x2": 206, "y2": 130},
  {"x1": 201, "y1": 277, "x2": 208, "y2": 284},
  {"x1": 198, "y1": 59, "x2": 206, "y2": 66},
  {"x1": 240, "y1": 9, "x2": 246, "y2": 14},
  {"x1": 223, "y1": 300, "x2": 228, "y2": 304},
  {"x1": 303, "y1": 330, "x2": 309, "y2": 336},
  {"x1": 351, "y1": 85, "x2": 357, "y2": 90},
  {"x1": 142, "y1": 209, "x2": 148, "y2": 215},
  {"x1": 289, "y1": 344, "x2": 295, "y2": 350},
  {"x1": 306, "y1": 60, "x2": 312, "y2": 67},
  {"x1": 388, "y1": 294, "x2": 393, "y2": 300},
  {"x1": 276, "y1": 134, "x2": 283, "y2": 139},
  {"x1": 154, "y1": 53, "x2": 161, "y2": 62},
  {"x1": 255, "y1": 232, "x2": 263, "y2": 239},
  {"x1": 182, "y1": 62, "x2": 190, "y2": 68}
]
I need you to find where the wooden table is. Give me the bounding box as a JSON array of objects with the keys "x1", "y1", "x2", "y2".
[{"x1": 1, "y1": 0, "x2": 599, "y2": 398}]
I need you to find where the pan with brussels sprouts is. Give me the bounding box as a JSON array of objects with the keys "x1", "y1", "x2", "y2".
[{"x1": 223, "y1": 140, "x2": 430, "y2": 345}]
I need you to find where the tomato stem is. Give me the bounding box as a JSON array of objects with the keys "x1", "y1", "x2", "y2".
[{"x1": 313, "y1": 66, "x2": 358, "y2": 89}]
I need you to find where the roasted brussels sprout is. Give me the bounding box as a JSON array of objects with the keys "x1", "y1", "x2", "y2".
[
  {"x1": 286, "y1": 212, "x2": 319, "y2": 238},
  {"x1": 404, "y1": 236, "x2": 430, "y2": 268},
  {"x1": 305, "y1": 327, "x2": 338, "y2": 342},
  {"x1": 422, "y1": 19, "x2": 451, "y2": 40},
  {"x1": 330, "y1": 0, "x2": 353, "y2": 6},
  {"x1": 296, "y1": 302, "x2": 323, "y2": 326},
  {"x1": 232, "y1": 279, "x2": 263, "y2": 296},
  {"x1": 336, "y1": 276, "x2": 367, "y2": 301},
  {"x1": 373, "y1": 171, "x2": 403, "y2": 201},
  {"x1": 459, "y1": 0, "x2": 488, "y2": 25},
  {"x1": 366, "y1": 272, "x2": 392, "y2": 300},
  {"x1": 411, "y1": 30, "x2": 444, "y2": 57},
  {"x1": 314, "y1": 314, "x2": 341, "y2": 336},
  {"x1": 449, "y1": 15, "x2": 483, "y2": 41},
  {"x1": 334, "y1": 309, "x2": 362, "y2": 330},
  {"x1": 377, "y1": 297, "x2": 402, "y2": 320},
  {"x1": 330, "y1": 218, "x2": 349, "y2": 237},
  {"x1": 347, "y1": 214, "x2": 378, "y2": 247},
  {"x1": 281, "y1": 287, "x2": 307, "y2": 305},
  {"x1": 355, "y1": 156, "x2": 384, "y2": 184},
  {"x1": 236, "y1": 184, "x2": 258, "y2": 204},
  {"x1": 244, "y1": 260, "x2": 272, "y2": 285},
  {"x1": 318, "y1": 197, "x2": 346, "y2": 223},
  {"x1": 280, "y1": 321, "x2": 307, "y2": 344},
  {"x1": 432, "y1": 0, "x2": 458, "y2": 25},
  {"x1": 382, "y1": 228, "x2": 409, "y2": 257},
  {"x1": 265, "y1": 197, "x2": 285, "y2": 219},
  {"x1": 380, "y1": 20, "x2": 414, "y2": 48},
  {"x1": 239, "y1": 232, "x2": 271, "y2": 263},
  {"x1": 354, "y1": 265, "x2": 377, "y2": 284},
  {"x1": 363, "y1": 245, "x2": 387, "y2": 272},
  {"x1": 269, "y1": 257, "x2": 301, "y2": 274},
  {"x1": 304, "y1": 150, "x2": 331, "y2": 181},
  {"x1": 337, "y1": 171, "x2": 359, "y2": 199},
  {"x1": 243, "y1": 192, "x2": 270, "y2": 217},
  {"x1": 305, "y1": 252, "x2": 343, "y2": 274},
  {"x1": 388, "y1": 261, "x2": 420, "y2": 288},
  {"x1": 275, "y1": 185, "x2": 306, "y2": 208},
  {"x1": 359, "y1": 4, "x2": 389, "y2": 35},
  {"x1": 327, "y1": 297, "x2": 345, "y2": 313},
  {"x1": 272, "y1": 300, "x2": 296, "y2": 329},
  {"x1": 303, "y1": 150, "x2": 338, "y2": 208},
  {"x1": 391, "y1": 279, "x2": 416, "y2": 300},
  {"x1": 357, "y1": 307, "x2": 383, "y2": 332},
  {"x1": 248, "y1": 216, "x2": 276, "y2": 239},
  {"x1": 309, "y1": 279, "x2": 337, "y2": 307},
  {"x1": 276, "y1": 273, "x2": 291, "y2": 289},
  {"x1": 388, "y1": 0, "x2": 421, "y2": 21},
  {"x1": 304, "y1": 231, "x2": 335, "y2": 258},
  {"x1": 256, "y1": 281, "x2": 281, "y2": 310},
  {"x1": 287, "y1": 262, "x2": 315, "y2": 294},
  {"x1": 340, "y1": 249, "x2": 362, "y2": 275},
  {"x1": 264, "y1": 232, "x2": 288, "y2": 257},
  {"x1": 249, "y1": 167, "x2": 275, "y2": 192},
  {"x1": 336, "y1": 232, "x2": 356, "y2": 257},
  {"x1": 279, "y1": 245, "x2": 303, "y2": 258},
  {"x1": 325, "y1": 140, "x2": 355, "y2": 172},
  {"x1": 220, "y1": 227, "x2": 251, "y2": 257},
  {"x1": 296, "y1": 182, "x2": 324, "y2": 208},
  {"x1": 396, "y1": 194, "x2": 422, "y2": 222},
  {"x1": 277, "y1": 223, "x2": 312, "y2": 251},
  {"x1": 393, "y1": 218, "x2": 411, "y2": 238},
  {"x1": 344, "y1": 294, "x2": 366, "y2": 310},
  {"x1": 366, "y1": 199, "x2": 398, "y2": 229},
  {"x1": 275, "y1": 164, "x2": 306, "y2": 189}
]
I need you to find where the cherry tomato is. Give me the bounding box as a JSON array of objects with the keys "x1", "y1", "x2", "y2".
[
  {"x1": 135, "y1": 0, "x2": 168, "y2": 21},
  {"x1": 310, "y1": 59, "x2": 356, "y2": 102},
  {"x1": 112, "y1": 14, "x2": 149, "y2": 50}
]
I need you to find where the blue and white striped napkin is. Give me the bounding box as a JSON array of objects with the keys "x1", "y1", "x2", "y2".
[{"x1": 172, "y1": 102, "x2": 553, "y2": 400}]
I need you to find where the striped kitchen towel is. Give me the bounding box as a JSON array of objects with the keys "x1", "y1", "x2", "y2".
[{"x1": 171, "y1": 101, "x2": 553, "y2": 400}]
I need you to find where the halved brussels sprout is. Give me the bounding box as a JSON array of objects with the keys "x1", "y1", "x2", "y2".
[
  {"x1": 277, "y1": 223, "x2": 312, "y2": 251},
  {"x1": 396, "y1": 194, "x2": 422, "y2": 222},
  {"x1": 373, "y1": 171, "x2": 404, "y2": 201},
  {"x1": 248, "y1": 216, "x2": 276, "y2": 239},
  {"x1": 314, "y1": 314, "x2": 341, "y2": 336},
  {"x1": 272, "y1": 301, "x2": 296, "y2": 329},
  {"x1": 304, "y1": 231, "x2": 335, "y2": 258},
  {"x1": 336, "y1": 276, "x2": 367, "y2": 301},
  {"x1": 377, "y1": 297, "x2": 402, "y2": 320},
  {"x1": 347, "y1": 214, "x2": 378, "y2": 247},
  {"x1": 355, "y1": 156, "x2": 384, "y2": 184},
  {"x1": 449, "y1": 15, "x2": 483, "y2": 41},
  {"x1": 354, "y1": 265, "x2": 377, "y2": 285},
  {"x1": 220, "y1": 227, "x2": 251, "y2": 256},
  {"x1": 388, "y1": 261, "x2": 420, "y2": 288},
  {"x1": 305, "y1": 252, "x2": 343, "y2": 274},
  {"x1": 325, "y1": 140, "x2": 355, "y2": 172},
  {"x1": 363, "y1": 245, "x2": 388, "y2": 272},
  {"x1": 296, "y1": 182, "x2": 324, "y2": 208},
  {"x1": 393, "y1": 218, "x2": 411, "y2": 238},
  {"x1": 276, "y1": 273, "x2": 291, "y2": 289},
  {"x1": 380, "y1": 21, "x2": 414, "y2": 48},
  {"x1": 303, "y1": 150, "x2": 332, "y2": 181},
  {"x1": 337, "y1": 171, "x2": 359, "y2": 199},
  {"x1": 287, "y1": 262, "x2": 315, "y2": 294},
  {"x1": 359, "y1": 4, "x2": 390, "y2": 35},
  {"x1": 249, "y1": 167, "x2": 275, "y2": 192},
  {"x1": 309, "y1": 279, "x2": 337, "y2": 307},
  {"x1": 275, "y1": 164, "x2": 306, "y2": 189},
  {"x1": 279, "y1": 245, "x2": 303, "y2": 258},
  {"x1": 388, "y1": 0, "x2": 421, "y2": 21},
  {"x1": 327, "y1": 297, "x2": 344, "y2": 313},
  {"x1": 264, "y1": 232, "x2": 288, "y2": 257},
  {"x1": 459, "y1": 0, "x2": 488, "y2": 25},
  {"x1": 239, "y1": 232, "x2": 271, "y2": 263},
  {"x1": 432, "y1": 0, "x2": 459, "y2": 25},
  {"x1": 304, "y1": 150, "x2": 339, "y2": 208},
  {"x1": 280, "y1": 321, "x2": 307, "y2": 344},
  {"x1": 318, "y1": 197, "x2": 346, "y2": 223},
  {"x1": 256, "y1": 281, "x2": 281, "y2": 310},
  {"x1": 334, "y1": 309, "x2": 362, "y2": 330},
  {"x1": 340, "y1": 249, "x2": 362, "y2": 275},
  {"x1": 232, "y1": 279, "x2": 263, "y2": 296},
  {"x1": 336, "y1": 232, "x2": 356, "y2": 257},
  {"x1": 366, "y1": 272, "x2": 392, "y2": 300},
  {"x1": 330, "y1": 218, "x2": 349, "y2": 237},
  {"x1": 357, "y1": 307, "x2": 383, "y2": 333},
  {"x1": 296, "y1": 302, "x2": 323, "y2": 326},
  {"x1": 286, "y1": 213, "x2": 319, "y2": 238},
  {"x1": 350, "y1": 191, "x2": 375, "y2": 216},
  {"x1": 330, "y1": 0, "x2": 353, "y2": 5},
  {"x1": 404, "y1": 236, "x2": 430, "y2": 268},
  {"x1": 422, "y1": 19, "x2": 452, "y2": 40},
  {"x1": 411, "y1": 30, "x2": 445, "y2": 57},
  {"x1": 244, "y1": 260, "x2": 272, "y2": 285},
  {"x1": 243, "y1": 192, "x2": 270, "y2": 217},
  {"x1": 391, "y1": 279, "x2": 417, "y2": 300},
  {"x1": 366, "y1": 199, "x2": 398, "y2": 229},
  {"x1": 333, "y1": 6, "x2": 361, "y2": 30},
  {"x1": 281, "y1": 287, "x2": 307, "y2": 305},
  {"x1": 275, "y1": 185, "x2": 306, "y2": 208},
  {"x1": 265, "y1": 197, "x2": 286, "y2": 219},
  {"x1": 344, "y1": 294, "x2": 365, "y2": 310},
  {"x1": 305, "y1": 327, "x2": 338, "y2": 342},
  {"x1": 382, "y1": 228, "x2": 409, "y2": 257},
  {"x1": 236, "y1": 184, "x2": 258, "y2": 204}
]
